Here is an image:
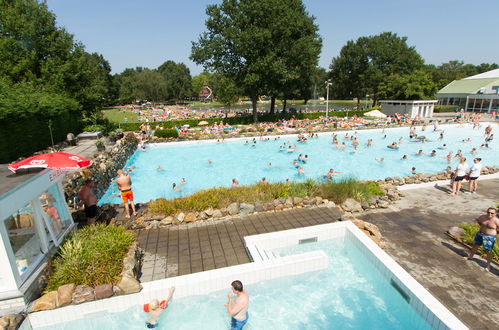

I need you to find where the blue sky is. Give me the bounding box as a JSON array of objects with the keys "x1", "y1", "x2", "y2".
[{"x1": 46, "y1": 0, "x2": 499, "y2": 75}]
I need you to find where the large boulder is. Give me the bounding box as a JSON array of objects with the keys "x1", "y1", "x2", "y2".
[
  {"x1": 72, "y1": 285, "x2": 95, "y2": 305},
  {"x1": 1, "y1": 314, "x2": 23, "y2": 329},
  {"x1": 254, "y1": 202, "x2": 264, "y2": 212},
  {"x1": 94, "y1": 284, "x2": 114, "y2": 300},
  {"x1": 184, "y1": 212, "x2": 197, "y2": 223},
  {"x1": 116, "y1": 276, "x2": 142, "y2": 295},
  {"x1": 341, "y1": 199, "x2": 363, "y2": 213},
  {"x1": 57, "y1": 283, "x2": 76, "y2": 307},
  {"x1": 449, "y1": 226, "x2": 464, "y2": 240},
  {"x1": 31, "y1": 291, "x2": 58, "y2": 312},
  {"x1": 227, "y1": 203, "x2": 240, "y2": 215},
  {"x1": 239, "y1": 203, "x2": 255, "y2": 215},
  {"x1": 212, "y1": 210, "x2": 223, "y2": 219}
]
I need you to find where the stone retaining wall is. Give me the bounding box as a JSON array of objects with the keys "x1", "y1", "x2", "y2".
[{"x1": 64, "y1": 133, "x2": 138, "y2": 208}]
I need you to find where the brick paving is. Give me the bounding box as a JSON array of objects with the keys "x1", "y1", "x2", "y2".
[{"x1": 137, "y1": 207, "x2": 342, "y2": 282}]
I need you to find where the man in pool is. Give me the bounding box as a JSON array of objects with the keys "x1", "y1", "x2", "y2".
[
  {"x1": 115, "y1": 166, "x2": 137, "y2": 218},
  {"x1": 464, "y1": 208, "x2": 499, "y2": 272},
  {"x1": 225, "y1": 280, "x2": 249, "y2": 330},
  {"x1": 144, "y1": 287, "x2": 175, "y2": 328}
]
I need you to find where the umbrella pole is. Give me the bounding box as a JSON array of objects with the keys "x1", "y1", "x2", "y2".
[{"x1": 48, "y1": 120, "x2": 55, "y2": 150}]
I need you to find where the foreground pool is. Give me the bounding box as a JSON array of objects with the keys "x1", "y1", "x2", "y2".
[{"x1": 100, "y1": 123, "x2": 498, "y2": 204}]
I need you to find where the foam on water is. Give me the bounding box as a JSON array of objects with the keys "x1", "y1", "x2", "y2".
[
  {"x1": 38, "y1": 236, "x2": 431, "y2": 329},
  {"x1": 100, "y1": 123, "x2": 498, "y2": 204}
]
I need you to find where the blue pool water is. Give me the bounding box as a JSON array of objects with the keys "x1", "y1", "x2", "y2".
[
  {"x1": 38, "y1": 236, "x2": 432, "y2": 329},
  {"x1": 100, "y1": 123, "x2": 498, "y2": 204}
]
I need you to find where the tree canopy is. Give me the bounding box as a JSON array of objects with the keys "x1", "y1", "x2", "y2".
[{"x1": 191, "y1": 0, "x2": 322, "y2": 120}]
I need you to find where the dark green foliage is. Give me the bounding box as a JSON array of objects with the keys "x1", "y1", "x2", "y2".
[
  {"x1": 157, "y1": 61, "x2": 193, "y2": 100},
  {"x1": 378, "y1": 70, "x2": 437, "y2": 100},
  {"x1": 154, "y1": 129, "x2": 179, "y2": 138},
  {"x1": 434, "y1": 105, "x2": 459, "y2": 113},
  {"x1": 45, "y1": 224, "x2": 135, "y2": 291},
  {"x1": 119, "y1": 110, "x2": 370, "y2": 131}
]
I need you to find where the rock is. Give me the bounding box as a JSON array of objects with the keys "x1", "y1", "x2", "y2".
[
  {"x1": 0, "y1": 317, "x2": 9, "y2": 329},
  {"x1": 341, "y1": 212, "x2": 355, "y2": 221},
  {"x1": 204, "y1": 208, "x2": 214, "y2": 217},
  {"x1": 315, "y1": 197, "x2": 323, "y2": 205},
  {"x1": 293, "y1": 197, "x2": 303, "y2": 205},
  {"x1": 274, "y1": 204, "x2": 285, "y2": 211},
  {"x1": 341, "y1": 199, "x2": 363, "y2": 213},
  {"x1": 116, "y1": 276, "x2": 142, "y2": 295},
  {"x1": 254, "y1": 202, "x2": 264, "y2": 212},
  {"x1": 212, "y1": 210, "x2": 223, "y2": 219},
  {"x1": 361, "y1": 201, "x2": 370, "y2": 210},
  {"x1": 161, "y1": 216, "x2": 173, "y2": 225},
  {"x1": 57, "y1": 283, "x2": 75, "y2": 307},
  {"x1": 272, "y1": 199, "x2": 282, "y2": 207},
  {"x1": 72, "y1": 285, "x2": 95, "y2": 305},
  {"x1": 2, "y1": 314, "x2": 23, "y2": 330},
  {"x1": 176, "y1": 212, "x2": 185, "y2": 223},
  {"x1": 240, "y1": 203, "x2": 255, "y2": 215},
  {"x1": 198, "y1": 212, "x2": 208, "y2": 220},
  {"x1": 386, "y1": 190, "x2": 399, "y2": 201},
  {"x1": 263, "y1": 203, "x2": 275, "y2": 211},
  {"x1": 378, "y1": 201, "x2": 390, "y2": 208},
  {"x1": 220, "y1": 208, "x2": 228, "y2": 216},
  {"x1": 32, "y1": 291, "x2": 58, "y2": 312},
  {"x1": 185, "y1": 212, "x2": 197, "y2": 223},
  {"x1": 325, "y1": 201, "x2": 336, "y2": 208},
  {"x1": 449, "y1": 226, "x2": 464, "y2": 239},
  {"x1": 94, "y1": 284, "x2": 114, "y2": 300},
  {"x1": 228, "y1": 203, "x2": 240, "y2": 215},
  {"x1": 278, "y1": 198, "x2": 286, "y2": 204},
  {"x1": 285, "y1": 198, "x2": 294, "y2": 208},
  {"x1": 149, "y1": 220, "x2": 159, "y2": 228}
]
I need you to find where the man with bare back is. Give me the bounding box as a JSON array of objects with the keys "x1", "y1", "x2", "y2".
[
  {"x1": 464, "y1": 207, "x2": 499, "y2": 272},
  {"x1": 115, "y1": 166, "x2": 137, "y2": 218}
]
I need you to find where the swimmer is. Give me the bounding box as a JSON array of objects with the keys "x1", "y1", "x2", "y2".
[
  {"x1": 387, "y1": 142, "x2": 399, "y2": 149},
  {"x1": 485, "y1": 134, "x2": 494, "y2": 142},
  {"x1": 438, "y1": 144, "x2": 447, "y2": 150},
  {"x1": 260, "y1": 177, "x2": 268, "y2": 184},
  {"x1": 444, "y1": 151, "x2": 454, "y2": 162},
  {"x1": 367, "y1": 139, "x2": 372, "y2": 147},
  {"x1": 462, "y1": 138, "x2": 471, "y2": 142},
  {"x1": 244, "y1": 140, "x2": 249, "y2": 145},
  {"x1": 398, "y1": 136, "x2": 404, "y2": 143},
  {"x1": 401, "y1": 155, "x2": 408, "y2": 160},
  {"x1": 382, "y1": 135, "x2": 387, "y2": 139},
  {"x1": 375, "y1": 157, "x2": 384, "y2": 163},
  {"x1": 268, "y1": 162, "x2": 280, "y2": 168},
  {"x1": 411, "y1": 167, "x2": 416, "y2": 175},
  {"x1": 285, "y1": 178, "x2": 292, "y2": 184},
  {"x1": 327, "y1": 168, "x2": 343, "y2": 180},
  {"x1": 340, "y1": 142, "x2": 347, "y2": 150},
  {"x1": 439, "y1": 133, "x2": 444, "y2": 140},
  {"x1": 480, "y1": 143, "x2": 489, "y2": 149},
  {"x1": 144, "y1": 287, "x2": 175, "y2": 329},
  {"x1": 208, "y1": 159, "x2": 213, "y2": 164},
  {"x1": 172, "y1": 183, "x2": 181, "y2": 191},
  {"x1": 232, "y1": 178, "x2": 239, "y2": 187},
  {"x1": 297, "y1": 166, "x2": 304, "y2": 175},
  {"x1": 456, "y1": 150, "x2": 463, "y2": 159},
  {"x1": 430, "y1": 150, "x2": 436, "y2": 157},
  {"x1": 298, "y1": 154, "x2": 304, "y2": 162},
  {"x1": 292, "y1": 160, "x2": 299, "y2": 168},
  {"x1": 287, "y1": 146, "x2": 295, "y2": 152},
  {"x1": 303, "y1": 155, "x2": 309, "y2": 162},
  {"x1": 180, "y1": 178, "x2": 187, "y2": 185},
  {"x1": 470, "y1": 148, "x2": 478, "y2": 155},
  {"x1": 157, "y1": 166, "x2": 165, "y2": 171},
  {"x1": 416, "y1": 150, "x2": 424, "y2": 156}
]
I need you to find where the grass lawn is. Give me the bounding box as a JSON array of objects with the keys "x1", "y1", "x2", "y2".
[{"x1": 103, "y1": 108, "x2": 139, "y2": 123}]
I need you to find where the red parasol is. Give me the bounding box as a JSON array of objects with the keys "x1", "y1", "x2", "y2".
[{"x1": 8, "y1": 152, "x2": 92, "y2": 173}]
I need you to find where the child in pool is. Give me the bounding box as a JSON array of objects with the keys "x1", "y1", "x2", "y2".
[{"x1": 145, "y1": 287, "x2": 175, "y2": 328}]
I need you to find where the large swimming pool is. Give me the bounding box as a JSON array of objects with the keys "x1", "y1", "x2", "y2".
[
  {"x1": 38, "y1": 235, "x2": 431, "y2": 329},
  {"x1": 100, "y1": 123, "x2": 498, "y2": 204}
]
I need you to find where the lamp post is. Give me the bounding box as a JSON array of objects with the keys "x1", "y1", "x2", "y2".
[{"x1": 325, "y1": 79, "x2": 332, "y2": 119}]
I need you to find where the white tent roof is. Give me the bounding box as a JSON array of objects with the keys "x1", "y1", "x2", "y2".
[
  {"x1": 364, "y1": 110, "x2": 387, "y2": 118},
  {"x1": 463, "y1": 68, "x2": 499, "y2": 80}
]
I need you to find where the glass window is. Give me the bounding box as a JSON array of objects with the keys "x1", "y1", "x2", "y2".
[
  {"x1": 4, "y1": 203, "x2": 43, "y2": 277},
  {"x1": 39, "y1": 185, "x2": 71, "y2": 239}
]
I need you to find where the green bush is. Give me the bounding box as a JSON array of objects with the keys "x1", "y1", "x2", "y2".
[
  {"x1": 83, "y1": 124, "x2": 105, "y2": 132},
  {"x1": 120, "y1": 110, "x2": 371, "y2": 132},
  {"x1": 148, "y1": 179, "x2": 382, "y2": 215},
  {"x1": 434, "y1": 105, "x2": 459, "y2": 113},
  {"x1": 154, "y1": 129, "x2": 179, "y2": 138},
  {"x1": 458, "y1": 223, "x2": 499, "y2": 262},
  {"x1": 45, "y1": 224, "x2": 135, "y2": 291}
]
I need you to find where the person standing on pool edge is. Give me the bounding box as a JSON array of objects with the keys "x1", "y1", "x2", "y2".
[
  {"x1": 225, "y1": 280, "x2": 249, "y2": 330},
  {"x1": 115, "y1": 166, "x2": 137, "y2": 218}
]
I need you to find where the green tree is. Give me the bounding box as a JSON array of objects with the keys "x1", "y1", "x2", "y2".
[
  {"x1": 330, "y1": 32, "x2": 424, "y2": 105},
  {"x1": 425, "y1": 61, "x2": 499, "y2": 90},
  {"x1": 212, "y1": 74, "x2": 240, "y2": 114},
  {"x1": 157, "y1": 61, "x2": 192, "y2": 101},
  {"x1": 132, "y1": 69, "x2": 168, "y2": 102},
  {"x1": 191, "y1": 0, "x2": 321, "y2": 121},
  {"x1": 378, "y1": 70, "x2": 437, "y2": 100}
]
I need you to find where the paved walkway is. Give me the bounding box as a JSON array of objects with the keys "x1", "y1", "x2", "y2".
[
  {"x1": 137, "y1": 207, "x2": 342, "y2": 281},
  {"x1": 358, "y1": 179, "x2": 499, "y2": 329}
]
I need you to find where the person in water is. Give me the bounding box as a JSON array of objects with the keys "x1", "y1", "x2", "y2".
[
  {"x1": 144, "y1": 287, "x2": 175, "y2": 328},
  {"x1": 225, "y1": 280, "x2": 249, "y2": 330},
  {"x1": 232, "y1": 178, "x2": 239, "y2": 187}
]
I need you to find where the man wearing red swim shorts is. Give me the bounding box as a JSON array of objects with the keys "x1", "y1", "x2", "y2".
[{"x1": 115, "y1": 166, "x2": 137, "y2": 218}]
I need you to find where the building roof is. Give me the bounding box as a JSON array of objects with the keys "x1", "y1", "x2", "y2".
[
  {"x1": 437, "y1": 78, "x2": 499, "y2": 94},
  {"x1": 463, "y1": 68, "x2": 499, "y2": 80}
]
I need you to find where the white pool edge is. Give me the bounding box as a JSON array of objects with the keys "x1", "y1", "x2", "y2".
[
  {"x1": 398, "y1": 172, "x2": 499, "y2": 190},
  {"x1": 24, "y1": 250, "x2": 328, "y2": 328},
  {"x1": 244, "y1": 221, "x2": 468, "y2": 330}
]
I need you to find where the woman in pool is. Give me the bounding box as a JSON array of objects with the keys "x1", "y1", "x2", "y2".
[
  {"x1": 470, "y1": 148, "x2": 478, "y2": 155},
  {"x1": 415, "y1": 150, "x2": 424, "y2": 156},
  {"x1": 387, "y1": 142, "x2": 399, "y2": 149},
  {"x1": 172, "y1": 183, "x2": 181, "y2": 191},
  {"x1": 450, "y1": 157, "x2": 469, "y2": 195},
  {"x1": 430, "y1": 150, "x2": 436, "y2": 157}
]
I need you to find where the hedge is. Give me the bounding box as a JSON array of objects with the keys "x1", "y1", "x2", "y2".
[
  {"x1": 434, "y1": 105, "x2": 459, "y2": 113},
  {"x1": 154, "y1": 129, "x2": 179, "y2": 138},
  {"x1": 121, "y1": 110, "x2": 371, "y2": 131}
]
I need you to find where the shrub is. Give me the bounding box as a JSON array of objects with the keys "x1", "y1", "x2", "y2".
[
  {"x1": 45, "y1": 224, "x2": 135, "y2": 291},
  {"x1": 148, "y1": 179, "x2": 382, "y2": 215},
  {"x1": 83, "y1": 124, "x2": 105, "y2": 132},
  {"x1": 154, "y1": 129, "x2": 179, "y2": 138},
  {"x1": 458, "y1": 223, "x2": 499, "y2": 262},
  {"x1": 434, "y1": 105, "x2": 459, "y2": 113}
]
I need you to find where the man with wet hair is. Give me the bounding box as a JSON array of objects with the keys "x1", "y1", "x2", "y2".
[{"x1": 225, "y1": 280, "x2": 249, "y2": 329}]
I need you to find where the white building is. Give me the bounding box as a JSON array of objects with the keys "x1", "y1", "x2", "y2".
[
  {"x1": 0, "y1": 166, "x2": 75, "y2": 314},
  {"x1": 379, "y1": 100, "x2": 438, "y2": 118},
  {"x1": 436, "y1": 68, "x2": 499, "y2": 112}
]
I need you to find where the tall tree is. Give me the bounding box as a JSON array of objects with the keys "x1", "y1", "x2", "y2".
[
  {"x1": 191, "y1": 0, "x2": 321, "y2": 121},
  {"x1": 330, "y1": 32, "x2": 424, "y2": 105},
  {"x1": 212, "y1": 74, "x2": 240, "y2": 114},
  {"x1": 378, "y1": 70, "x2": 437, "y2": 100},
  {"x1": 157, "y1": 61, "x2": 192, "y2": 101}
]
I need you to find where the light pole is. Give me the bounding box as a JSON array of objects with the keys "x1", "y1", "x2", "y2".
[{"x1": 325, "y1": 79, "x2": 332, "y2": 119}]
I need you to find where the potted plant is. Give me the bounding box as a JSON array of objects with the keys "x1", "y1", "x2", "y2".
[
  {"x1": 95, "y1": 138, "x2": 106, "y2": 151},
  {"x1": 115, "y1": 128, "x2": 124, "y2": 140},
  {"x1": 108, "y1": 131, "x2": 117, "y2": 143}
]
